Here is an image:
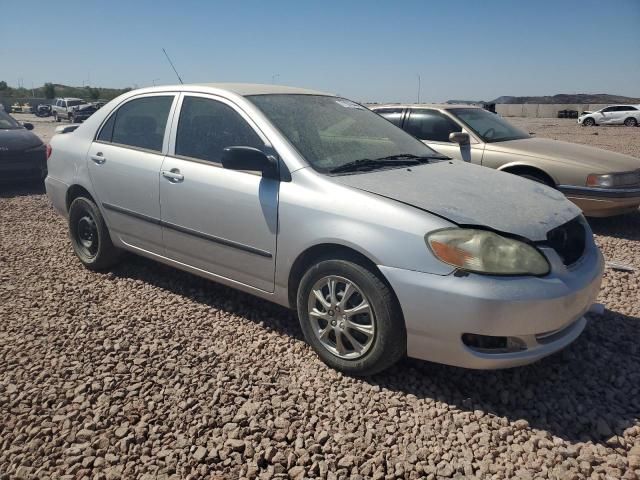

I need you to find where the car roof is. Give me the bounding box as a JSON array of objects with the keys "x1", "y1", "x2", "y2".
[
  {"x1": 128, "y1": 83, "x2": 333, "y2": 97},
  {"x1": 370, "y1": 103, "x2": 482, "y2": 110}
]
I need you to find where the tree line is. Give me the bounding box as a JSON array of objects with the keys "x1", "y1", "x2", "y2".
[{"x1": 0, "y1": 81, "x2": 132, "y2": 101}]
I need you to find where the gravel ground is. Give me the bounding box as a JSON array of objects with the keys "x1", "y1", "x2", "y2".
[{"x1": 1, "y1": 116, "x2": 639, "y2": 479}]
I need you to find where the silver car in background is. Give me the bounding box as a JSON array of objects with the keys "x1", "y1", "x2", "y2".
[{"x1": 45, "y1": 84, "x2": 603, "y2": 375}]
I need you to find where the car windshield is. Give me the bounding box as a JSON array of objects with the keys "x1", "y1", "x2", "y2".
[
  {"x1": 247, "y1": 94, "x2": 440, "y2": 173},
  {"x1": 67, "y1": 100, "x2": 86, "y2": 107},
  {"x1": 448, "y1": 108, "x2": 530, "y2": 143},
  {"x1": 0, "y1": 111, "x2": 21, "y2": 129}
]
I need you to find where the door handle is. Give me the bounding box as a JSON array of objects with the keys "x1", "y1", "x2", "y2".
[
  {"x1": 162, "y1": 169, "x2": 184, "y2": 183},
  {"x1": 91, "y1": 153, "x2": 106, "y2": 165}
]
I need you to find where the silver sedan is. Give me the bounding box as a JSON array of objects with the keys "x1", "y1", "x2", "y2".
[{"x1": 45, "y1": 84, "x2": 603, "y2": 375}]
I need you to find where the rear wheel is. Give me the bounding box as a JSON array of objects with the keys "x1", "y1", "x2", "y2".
[
  {"x1": 297, "y1": 258, "x2": 405, "y2": 375},
  {"x1": 68, "y1": 196, "x2": 121, "y2": 270},
  {"x1": 582, "y1": 117, "x2": 595, "y2": 127},
  {"x1": 624, "y1": 117, "x2": 638, "y2": 127}
]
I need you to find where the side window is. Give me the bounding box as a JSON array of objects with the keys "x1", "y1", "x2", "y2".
[
  {"x1": 97, "y1": 113, "x2": 116, "y2": 142},
  {"x1": 62, "y1": 101, "x2": 67, "y2": 108},
  {"x1": 110, "y1": 96, "x2": 173, "y2": 152},
  {"x1": 405, "y1": 110, "x2": 462, "y2": 142},
  {"x1": 375, "y1": 108, "x2": 404, "y2": 127},
  {"x1": 55, "y1": 99, "x2": 60, "y2": 107},
  {"x1": 175, "y1": 96, "x2": 264, "y2": 164},
  {"x1": 601, "y1": 107, "x2": 616, "y2": 113}
]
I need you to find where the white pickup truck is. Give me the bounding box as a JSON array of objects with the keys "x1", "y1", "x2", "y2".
[
  {"x1": 51, "y1": 97, "x2": 97, "y2": 123},
  {"x1": 578, "y1": 105, "x2": 640, "y2": 127}
]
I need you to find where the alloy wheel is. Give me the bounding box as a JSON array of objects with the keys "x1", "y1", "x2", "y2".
[{"x1": 307, "y1": 275, "x2": 376, "y2": 359}]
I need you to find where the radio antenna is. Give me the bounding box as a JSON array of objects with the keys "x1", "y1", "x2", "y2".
[{"x1": 162, "y1": 48, "x2": 184, "y2": 84}]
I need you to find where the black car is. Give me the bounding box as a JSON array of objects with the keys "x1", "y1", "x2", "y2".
[{"x1": 0, "y1": 111, "x2": 47, "y2": 183}]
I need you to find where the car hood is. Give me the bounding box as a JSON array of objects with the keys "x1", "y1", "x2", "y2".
[
  {"x1": 0, "y1": 128, "x2": 43, "y2": 151},
  {"x1": 331, "y1": 161, "x2": 581, "y2": 242},
  {"x1": 485, "y1": 137, "x2": 640, "y2": 173}
]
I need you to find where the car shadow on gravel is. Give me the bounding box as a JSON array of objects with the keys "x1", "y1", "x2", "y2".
[
  {"x1": 588, "y1": 210, "x2": 640, "y2": 241},
  {"x1": 109, "y1": 256, "x2": 638, "y2": 446},
  {"x1": 0, "y1": 181, "x2": 45, "y2": 198},
  {"x1": 371, "y1": 309, "x2": 640, "y2": 445}
]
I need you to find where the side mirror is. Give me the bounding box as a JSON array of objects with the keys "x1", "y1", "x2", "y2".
[
  {"x1": 222, "y1": 146, "x2": 278, "y2": 179},
  {"x1": 22, "y1": 122, "x2": 34, "y2": 131},
  {"x1": 449, "y1": 132, "x2": 470, "y2": 144}
]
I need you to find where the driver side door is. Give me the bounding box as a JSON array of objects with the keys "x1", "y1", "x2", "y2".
[{"x1": 159, "y1": 94, "x2": 279, "y2": 292}]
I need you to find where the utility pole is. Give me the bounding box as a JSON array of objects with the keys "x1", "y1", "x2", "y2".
[
  {"x1": 271, "y1": 74, "x2": 280, "y2": 84},
  {"x1": 417, "y1": 74, "x2": 421, "y2": 104}
]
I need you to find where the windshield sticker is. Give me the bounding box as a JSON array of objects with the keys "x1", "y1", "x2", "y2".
[{"x1": 335, "y1": 99, "x2": 364, "y2": 110}]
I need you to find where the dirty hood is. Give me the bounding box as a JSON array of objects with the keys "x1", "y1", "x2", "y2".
[
  {"x1": 332, "y1": 161, "x2": 581, "y2": 241},
  {"x1": 485, "y1": 137, "x2": 640, "y2": 173}
]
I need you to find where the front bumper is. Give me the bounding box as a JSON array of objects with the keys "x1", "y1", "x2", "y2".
[
  {"x1": 559, "y1": 185, "x2": 640, "y2": 217},
  {"x1": 379, "y1": 242, "x2": 604, "y2": 369}
]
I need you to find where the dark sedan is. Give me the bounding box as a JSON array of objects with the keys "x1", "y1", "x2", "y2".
[{"x1": 0, "y1": 111, "x2": 47, "y2": 183}]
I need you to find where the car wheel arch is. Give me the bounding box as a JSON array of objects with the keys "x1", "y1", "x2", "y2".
[
  {"x1": 65, "y1": 184, "x2": 96, "y2": 212},
  {"x1": 498, "y1": 164, "x2": 557, "y2": 187},
  {"x1": 286, "y1": 243, "x2": 399, "y2": 312}
]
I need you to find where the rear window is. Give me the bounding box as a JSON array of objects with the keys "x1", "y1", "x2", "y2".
[{"x1": 98, "y1": 96, "x2": 174, "y2": 152}]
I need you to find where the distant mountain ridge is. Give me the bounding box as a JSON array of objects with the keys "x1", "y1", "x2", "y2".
[
  {"x1": 446, "y1": 94, "x2": 640, "y2": 105},
  {"x1": 491, "y1": 94, "x2": 640, "y2": 104}
]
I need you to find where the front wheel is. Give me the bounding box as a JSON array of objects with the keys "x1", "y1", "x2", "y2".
[
  {"x1": 297, "y1": 258, "x2": 406, "y2": 375},
  {"x1": 582, "y1": 117, "x2": 595, "y2": 127},
  {"x1": 624, "y1": 117, "x2": 638, "y2": 127},
  {"x1": 68, "y1": 196, "x2": 121, "y2": 270}
]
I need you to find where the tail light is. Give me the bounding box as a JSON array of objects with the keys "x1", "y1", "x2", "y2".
[{"x1": 46, "y1": 144, "x2": 52, "y2": 160}]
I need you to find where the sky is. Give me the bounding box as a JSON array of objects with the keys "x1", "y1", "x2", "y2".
[{"x1": 1, "y1": 0, "x2": 639, "y2": 103}]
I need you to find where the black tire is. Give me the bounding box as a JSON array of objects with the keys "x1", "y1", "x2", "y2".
[
  {"x1": 624, "y1": 117, "x2": 638, "y2": 127},
  {"x1": 297, "y1": 258, "x2": 406, "y2": 375},
  {"x1": 68, "y1": 196, "x2": 121, "y2": 271},
  {"x1": 582, "y1": 117, "x2": 595, "y2": 127}
]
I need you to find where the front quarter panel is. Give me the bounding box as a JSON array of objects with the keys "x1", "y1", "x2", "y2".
[{"x1": 274, "y1": 168, "x2": 457, "y2": 293}]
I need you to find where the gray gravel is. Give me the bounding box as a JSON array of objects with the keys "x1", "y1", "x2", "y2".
[{"x1": 1, "y1": 117, "x2": 639, "y2": 479}]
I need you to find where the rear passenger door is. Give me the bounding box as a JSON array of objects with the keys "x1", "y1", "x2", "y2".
[
  {"x1": 87, "y1": 93, "x2": 177, "y2": 254},
  {"x1": 159, "y1": 94, "x2": 278, "y2": 292},
  {"x1": 405, "y1": 109, "x2": 484, "y2": 164}
]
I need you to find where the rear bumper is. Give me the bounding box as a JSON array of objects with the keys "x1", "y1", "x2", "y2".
[
  {"x1": 44, "y1": 176, "x2": 69, "y2": 217},
  {"x1": 559, "y1": 185, "x2": 640, "y2": 217},
  {"x1": 379, "y1": 243, "x2": 604, "y2": 369},
  {"x1": 0, "y1": 150, "x2": 47, "y2": 183}
]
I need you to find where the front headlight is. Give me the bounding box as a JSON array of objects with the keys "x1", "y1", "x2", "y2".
[
  {"x1": 587, "y1": 171, "x2": 640, "y2": 188},
  {"x1": 426, "y1": 229, "x2": 550, "y2": 276}
]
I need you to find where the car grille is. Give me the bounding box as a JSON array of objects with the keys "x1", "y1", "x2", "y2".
[
  {"x1": 545, "y1": 216, "x2": 586, "y2": 266},
  {"x1": 615, "y1": 170, "x2": 640, "y2": 187}
]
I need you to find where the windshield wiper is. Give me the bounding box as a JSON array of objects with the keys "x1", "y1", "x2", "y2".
[
  {"x1": 328, "y1": 153, "x2": 451, "y2": 174},
  {"x1": 329, "y1": 157, "x2": 420, "y2": 174},
  {"x1": 378, "y1": 153, "x2": 449, "y2": 161}
]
